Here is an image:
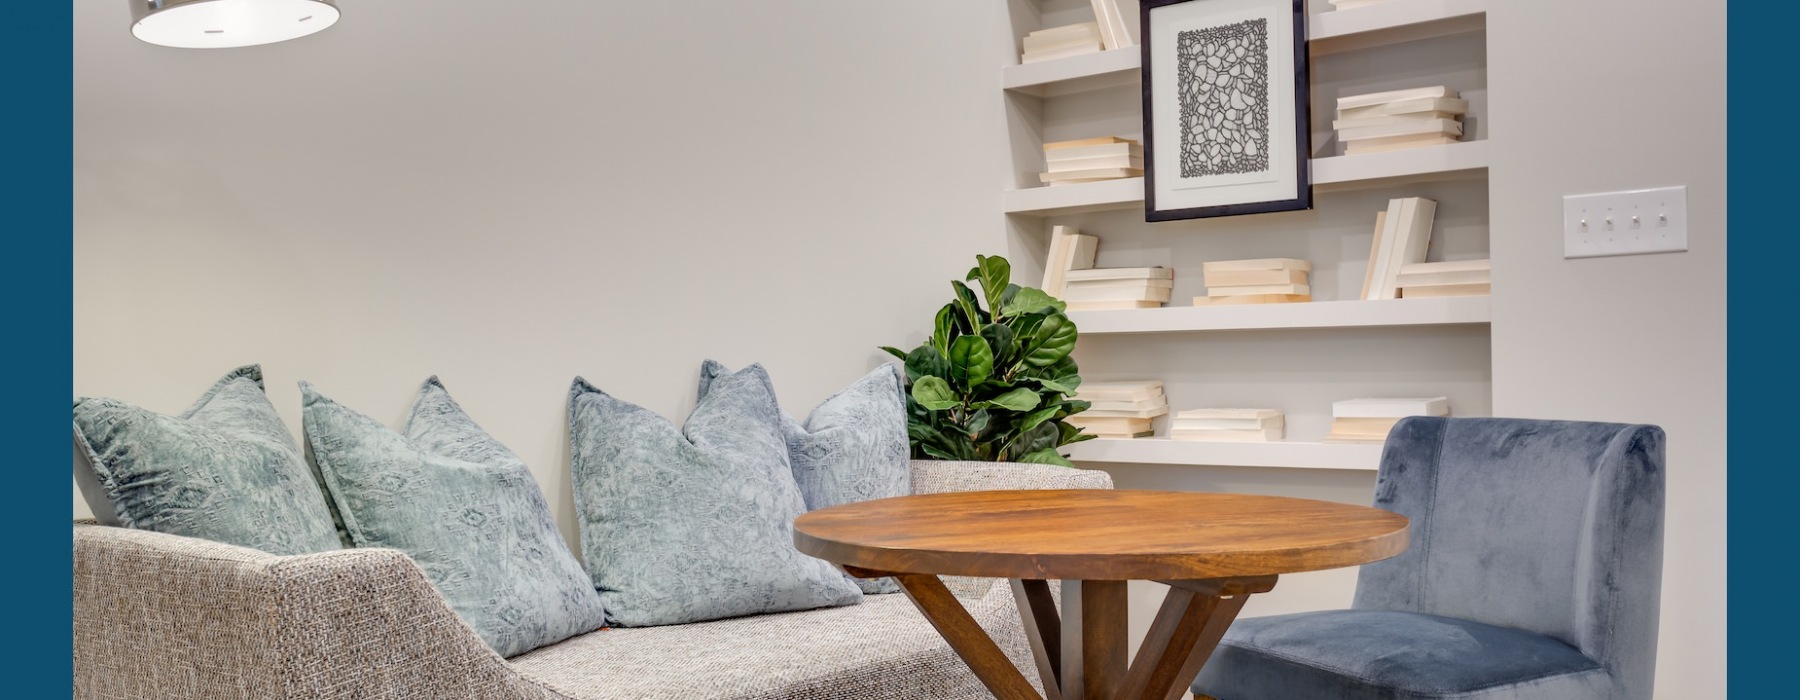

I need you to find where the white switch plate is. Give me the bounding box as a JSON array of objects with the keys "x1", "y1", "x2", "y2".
[{"x1": 1563, "y1": 186, "x2": 1688, "y2": 258}]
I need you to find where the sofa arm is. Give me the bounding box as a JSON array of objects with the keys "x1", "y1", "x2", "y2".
[
  {"x1": 910, "y1": 459, "x2": 1114, "y2": 495},
  {"x1": 74, "y1": 524, "x2": 570, "y2": 700}
]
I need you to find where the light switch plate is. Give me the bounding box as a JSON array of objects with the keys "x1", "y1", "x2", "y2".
[{"x1": 1563, "y1": 186, "x2": 1688, "y2": 258}]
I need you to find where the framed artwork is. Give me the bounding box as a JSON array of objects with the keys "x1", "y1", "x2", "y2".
[{"x1": 1141, "y1": 0, "x2": 1311, "y2": 221}]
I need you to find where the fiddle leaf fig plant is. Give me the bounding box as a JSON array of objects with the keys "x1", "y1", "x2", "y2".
[{"x1": 880, "y1": 254, "x2": 1093, "y2": 467}]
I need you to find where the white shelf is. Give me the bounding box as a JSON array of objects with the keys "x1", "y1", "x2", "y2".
[
  {"x1": 1065, "y1": 438, "x2": 1384, "y2": 470},
  {"x1": 1003, "y1": 49, "x2": 1140, "y2": 98},
  {"x1": 1003, "y1": 141, "x2": 1487, "y2": 216},
  {"x1": 1310, "y1": 0, "x2": 1487, "y2": 56},
  {"x1": 1066, "y1": 295, "x2": 1489, "y2": 334}
]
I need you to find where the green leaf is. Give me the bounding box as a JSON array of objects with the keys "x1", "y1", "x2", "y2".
[
  {"x1": 968, "y1": 255, "x2": 1012, "y2": 313},
  {"x1": 976, "y1": 387, "x2": 1041, "y2": 412},
  {"x1": 911, "y1": 376, "x2": 958, "y2": 410},
  {"x1": 979, "y1": 323, "x2": 1017, "y2": 369},
  {"x1": 952, "y1": 281, "x2": 987, "y2": 332},
  {"x1": 1008, "y1": 312, "x2": 1046, "y2": 349},
  {"x1": 1030, "y1": 356, "x2": 1082, "y2": 394},
  {"x1": 1063, "y1": 432, "x2": 1097, "y2": 445},
  {"x1": 965, "y1": 409, "x2": 991, "y2": 439},
  {"x1": 904, "y1": 345, "x2": 949, "y2": 383},
  {"x1": 1015, "y1": 419, "x2": 1061, "y2": 456},
  {"x1": 1059, "y1": 399, "x2": 1092, "y2": 417},
  {"x1": 1018, "y1": 404, "x2": 1062, "y2": 433},
  {"x1": 948, "y1": 335, "x2": 994, "y2": 388},
  {"x1": 932, "y1": 304, "x2": 959, "y2": 356},
  {"x1": 1017, "y1": 447, "x2": 1075, "y2": 467},
  {"x1": 1002, "y1": 287, "x2": 1066, "y2": 317},
  {"x1": 1023, "y1": 313, "x2": 1078, "y2": 367},
  {"x1": 879, "y1": 346, "x2": 908, "y2": 361},
  {"x1": 918, "y1": 443, "x2": 959, "y2": 461},
  {"x1": 998, "y1": 284, "x2": 1021, "y2": 317}
]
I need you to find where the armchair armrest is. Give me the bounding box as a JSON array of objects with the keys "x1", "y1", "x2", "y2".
[{"x1": 74, "y1": 524, "x2": 570, "y2": 700}]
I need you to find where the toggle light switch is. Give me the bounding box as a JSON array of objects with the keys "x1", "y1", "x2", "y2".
[{"x1": 1563, "y1": 186, "x2": 1688, "y2": 258}]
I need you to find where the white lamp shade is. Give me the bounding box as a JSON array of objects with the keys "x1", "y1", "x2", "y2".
[{"x1": 130, "y1": 0, "x2": 340, "y2": 49}]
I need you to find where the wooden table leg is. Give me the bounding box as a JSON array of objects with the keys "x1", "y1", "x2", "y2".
[
  {"x1": 893, "y1": 573, "x2": 1042, "y2": 700},
  {"x1": 1011, "y1": 579, "x2": 1064, "y2": 700},
  {"x1": 1060, "y1": 579, "x2": 1129, "y2": 700},
  {"x1": 1123, "y1": 576, "x2": 1277, "y2": 700}
]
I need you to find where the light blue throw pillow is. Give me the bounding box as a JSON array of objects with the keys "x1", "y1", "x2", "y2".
[
  {"x1": 72, "y1": 365, "x2": 341, "y2": 556},
  {"x1": 567, "y1": 365, "x2": 864, "y2": 627},
  {"x1": 301, "y1": 377, "x2": 607, "y2": 657},
  {"x1": 698, "y1": 361, "x2": 910, "y2": 595}
]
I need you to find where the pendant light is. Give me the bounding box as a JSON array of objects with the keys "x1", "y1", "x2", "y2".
[{"x1": 130, "y1": 0, "x2": 340, "y2": 49}]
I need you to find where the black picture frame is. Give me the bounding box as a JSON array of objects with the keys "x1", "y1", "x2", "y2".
[{"x1": 1141, "y1": 0, "x2": 1311, "y2": 222}]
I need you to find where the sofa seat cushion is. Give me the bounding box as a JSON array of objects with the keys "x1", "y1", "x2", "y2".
[
  {"x1": 1194, "y1": 610, "x2": 1610, "y2": 700},
  {"x1": 508, "y1": 586, "x2": 1034, "y2": 700}
]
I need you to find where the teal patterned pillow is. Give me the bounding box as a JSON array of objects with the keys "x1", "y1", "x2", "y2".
[
  {"x1": 301, "y1": 378, "x2": 607, "y2": 657},
  {"x1": 72, "y1": 365, "x2": 341, "y2": 555},
  {"x1": 567, "y1": 365, "x2": 864, "y2": 627},
  {"x1": 698, "y1": 361, "x2": 910, "y2": 595}
]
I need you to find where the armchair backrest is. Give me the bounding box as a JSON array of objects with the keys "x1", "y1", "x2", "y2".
[{"x1": 1353, "y1": 416, "x2": 1665, "y2": 699}]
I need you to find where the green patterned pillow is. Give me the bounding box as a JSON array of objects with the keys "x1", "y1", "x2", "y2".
[
  {"x1": 72, "y1": 365, "x2": 341, "y2": 555},
  {"x1": 301, "y1": 378, "x2": 607, "y2": 658},
  {"x1": 698, "y1": 361, "x2": 910, "y2": 595},
  {"x1": 567, "y1": 365, "x2": 863, "y2": 627}
]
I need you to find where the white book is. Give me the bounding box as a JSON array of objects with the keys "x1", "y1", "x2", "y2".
[
  {"x1": 1047, "y1": 142, "x2": 1144, "y2": 161},
  {"x1": 1333, "y1": 112, "x2": 1463, "y2": 130},
  {"x1": 1043, "y1": 226, "x2": 1099, "y2": 298},
  {"x1": 1022, "y1": 43, "x2": 1104, "y2": 64},
  {"x1": 1399, "y1": 259, "x2": 1491, "y2": 274},
  {"x1": 1026, "y1": 21, "x2": 1101, "y2": 39},
  {"x1": 1063, "y1": 285, "x2": 1173, "y2": 303},
  {"x1": 1208, "y1": 283, "x2": 1310, "y2": 297},
  {"x1": 1338, "y1": 97, "x2": 1469, "y2": 120},
  {"x1": 1048, "y1": 155, "x2": 1145, "y2": 173},
  {"x1": 1023, "y1": 35, "x2": 1104, "y2": 56},
  {"x1": 1339, "y1": 118, "x2": 1462, "y2": 142},
  {"x1": 1065, "y1": 267, "x2": 1174, "y2": 282},
  {"x1": 1360, "y1": 210, "x2": 1386, "y2": 300},
  {"x1": 1176, "y1": 408, "x2": 1282, "y2": 420},
  {"x1": 1065, "y1": 277, "x2": 1176, "y2": 291},
  {"x1": 1076, "y1": 381, "x2": 1164, "y2": 396},
  {"x1": 1202, "y1": 258, "x2": 1312, "y2": 274},
  {"x1": 1205, "y1": 268, "x2": 1309, "y2": 287},
  {"x1": 1368, "y1": 197, "x2": 1436, "y2": 300},
  {"x1": 1040, "y1": 167, "x2": 1143, "y2": 183},
  {"x1": 1171, "y1": 426, "x2": 1284, "y2": 442},
  {"x1": 1044, "y1": 136, "x2": 1139, "y2": 151},
  {"x1": 1400, "y1": 283, "x2": 1490, "y2": 298},
  {"x1": 1065, "y1": 300, "x2": 1163, "y2": 311},
  {"x1": 1082, "y1": 405, "x2": 1172, "y2": 419},
  {"x1": 1344, "y1": 136, "x2": 1460, "y2": 156},
  {"x1": 1171, "y1": 416, "x2": 1284, "y2": 430},
  {"x1": 1395, "y1": 265, "x2": 1491, "y2": 287},
  {"x1": 1087, "y1": 397, "x2": 1173, "y2": 412},
  {"x1": 1023, "y1": 22, "x2": 1100, "y2": 50},
  {"x1": 1337, "y1": 86, "x2": 1457, "y2": 111},
  {"x1": 1090, "y1": 0, "x2": 1135, "y2": 51},
  {"x1": 1332, "y1": 397, "x2": 1451, "y2": 419}
]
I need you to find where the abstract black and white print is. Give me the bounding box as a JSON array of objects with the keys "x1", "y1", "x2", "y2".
[{"x1": 1176, "y1": 18, "x2": 1271, "y2": 178}]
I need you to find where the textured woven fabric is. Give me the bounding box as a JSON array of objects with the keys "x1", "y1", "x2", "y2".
[
  {"x1": 909, "y1": 459, "x2": 1117, "y2": 599},
  {"x1": 72, "y1": 364, "x2": 340, "y2": 555},
  {"x1": 700, "y1": 361, "x2": 910, "y2": 595},
  {"x1": 300, "y1": 378, "x2": 607, "y2": 657},
  {"x1": 568, "y1": 368, "x2": 862, "y2": 627}
]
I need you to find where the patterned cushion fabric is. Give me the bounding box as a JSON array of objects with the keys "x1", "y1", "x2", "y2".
[
  {"x1": 300, "y1": 377, "x2": 606, "y2": 657},
  {"x1": 567, "y1": 365, "x2": 863, "y2": 627},
  {"x1": 698, "y1": 360, "x2": 910, "y2": 595},
  {"x1": 71, "y1": 364, "x2": 340, "y2": 555}
]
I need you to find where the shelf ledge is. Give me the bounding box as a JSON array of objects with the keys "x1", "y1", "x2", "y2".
[
  {"x1": 1065, "y1": 438, "x2": 1384, "y2": 470},
  {"x1": 1065, "y1": 296, "x2": 1490, "y2": 334},
  {"x1": 1310, "y1": 0, "x2": 1487, "y2": 55},
  {"x1": 1003, "y1": 48, "x2": 1140, "y2": 98}
]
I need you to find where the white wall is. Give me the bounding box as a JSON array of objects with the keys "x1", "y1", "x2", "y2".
[
  {"x1": 1487, "y1": 1, "x2": 1727, "y2": 697},
  {"x1": 72, "y1": 1, "x2": 1009, "y2": 544}
]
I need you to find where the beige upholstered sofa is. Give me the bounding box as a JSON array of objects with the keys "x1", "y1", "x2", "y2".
[{"x1": 74, "y1": 460, "x2": 1113, "y2": 699}]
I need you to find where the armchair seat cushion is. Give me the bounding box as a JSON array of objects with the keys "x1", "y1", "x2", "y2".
[{"x1": 1195, "y1": 610, "x2": 1610, "y2": 700}]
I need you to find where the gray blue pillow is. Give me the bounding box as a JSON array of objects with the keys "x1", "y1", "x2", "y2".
[
  {"x1": 301, "y1": 377, "x2": 606, "y2": 657},
  {"x1": 567, "y1": 365, "x2": 864, "y2": 627},
  {"x1": 698, "y1": 361, "x2": 910, "y2": 594},
  {"x1": 72, "y1": 365, "x2": 341, "y2": 555}
]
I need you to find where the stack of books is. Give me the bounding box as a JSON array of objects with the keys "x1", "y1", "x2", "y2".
[
  {"x1": 1062, "y1": 267, "x2": 1173, "y2": 311},
  {"x1": 1324, "y1": 397, "x2": 1450, "y2": 444},
  {"x1": 1327, "y1": 0, "x2": 1397, "y2": 11},
  {"x1": 1334, "y1": 86, "x2": 1468, "y2": 156},
  {"x1": 1067, "y1": 381, "x2": 1168, "y2": 438},
  {"x1": 1041, "y1": 137, "x2": 1143, "y2": 186},
  {"x1": 1042, "y1": 225, "x2": 1099, "y2": 298},
  {"x1": 1398, "y1": 259, "x2": 1491, "y2": 298},
  {"x1": 1020, "y1": 22, "x2": 1102, "y2": 64},
  {"x1": 1361, "y1": 197, "x2": 1438, "y2": 300},
  {"x1": 1169, "y1": 409, "x2": 1284, "y2": 442},
  {"x1": 1195, "y1": 258, "x2": 1311, "y2": 305}
]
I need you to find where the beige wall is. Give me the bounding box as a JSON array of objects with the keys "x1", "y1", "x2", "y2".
[{"x1": 1487, "y1": 1, "x2": 1726, "y2": 696}]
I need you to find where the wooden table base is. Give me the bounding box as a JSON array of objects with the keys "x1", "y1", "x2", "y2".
[{"x1": 866, "y1": 568, "x2": 1277, "y2": 700}]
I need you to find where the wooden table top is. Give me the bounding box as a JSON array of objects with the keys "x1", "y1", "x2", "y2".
[{"x1": 793, "y1": 489, "x2": 1409, "y2": 580}]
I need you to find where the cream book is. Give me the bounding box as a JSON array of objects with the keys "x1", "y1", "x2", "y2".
[
  {"x1": 1337, "y1": 86, "x2": 1457, "y2": 111},
  {"x1": 1208, "y1": 283, "x2": 1310, "y2": 297},
  {"x1": 1065, "y1": 300, "x2": 1163, "y2": 311},
  {"x1": 1044, "y1": 136, "x2": 1137, "y2": 151},
  {"x1": 1367, "y1": 197, "x2": 1437, "y2": 300},
  {"x1": 1191, "y1": 294, "x2": 1311, "y2": 306},
  {"x1": 1360, "y1": 210, "x2": 1387, "y2": 299},
  {"x1": 1171, "y1": 427, "x2": 1284, "y2": 442},
  {"x1": 1062, "y1": 285, "x2": 1173, "y2": 303},
  {"x1": 1173, "y1": 416, "x2": 1284, "y2": 430},
  {"x1": 1042, "y1": 225, "x2": 1098, "y2": 298},
  {"x1": 1087, "y1": 397, "x2": 1173, "y2": 412},
  {"x1": 1176, "y1": 408, "x2": 1281, "y2": 421},
  {"x1": 1064, "y1": 277, "x2": 1175, "y2": 291},
  {"x1": 1048, "y1": 155, "x2": 1145, "y2": 172},
  {"x1": 1205, "y1": 268, "x2": 1309, "y2": 287},
  {"x1": 1333, "y1": 397, "x2": 1450, "y2": 418},
  {"x1": 1080, "y1": 405, "x2": 1171, "y2": 419},
  {"x1": 1333, "y1": 112, "x2": 1463, "y2": 130},
  {"x1": 1065, "y1": 415, "x2": 1154, "y2": 432},
  {"x1": 1338, "y1": 118, "x2": 1463, "y2": 142},
  {"x1": 1395, "y1": 260, "x2": 1491, "y2": 287},
  {"x1": 1040, "y1": 167, "x2": 1143, "y2": 183},
  {"x1": 1400, "y1": 283, "x2": 1490, "y2": 298},
  {"x1": 1048, "y1": 142, "x2": 1144, "y2": 160},
  {"x1": 1202, "y1": 258, "x2": 1312, "y2": 274},
  {"x1": 1022, "y1": 43, "x2": 1103, "y2": 64},
  {"x1": 1344, "y1": 136, "x2": 1460, "y2": 156},
  {"x1": 1090, "y1": 0, "x2": 1135, "y2": 51},
  {"x1": 1075, "y1": 381, "x2": 1164, "y2": 399},
  {"x1": 1338, "y1": 97, "x2": 1469, "y2": 120},
  {"x1": 1023, "y1": 22, "x2": 1100, "y2": 51},
  {"x1": 1066, "y1": 267, "x2": 1174, "y2": 281}
]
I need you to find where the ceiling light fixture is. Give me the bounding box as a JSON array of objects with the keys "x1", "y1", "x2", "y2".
[{"x1": 130, "y1": 0, "x2": 340, "y2": 49}]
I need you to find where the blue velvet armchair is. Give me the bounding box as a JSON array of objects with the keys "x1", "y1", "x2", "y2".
[{"x1": 1194, "y1": 416, "x2": 1666, "y2": 700}]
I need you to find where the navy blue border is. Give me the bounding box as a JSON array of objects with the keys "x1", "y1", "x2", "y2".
[
  {"x1": 16, "y1": 0, "x2": 73, "y2": 692},
  {"x1": 1728, "y1": 2, "x2": 1777, "y2": 695}
]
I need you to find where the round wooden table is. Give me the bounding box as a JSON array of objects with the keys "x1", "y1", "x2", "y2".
[{"x1": 793, "y1": 489, "x2": 1409, "y2": 700}]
